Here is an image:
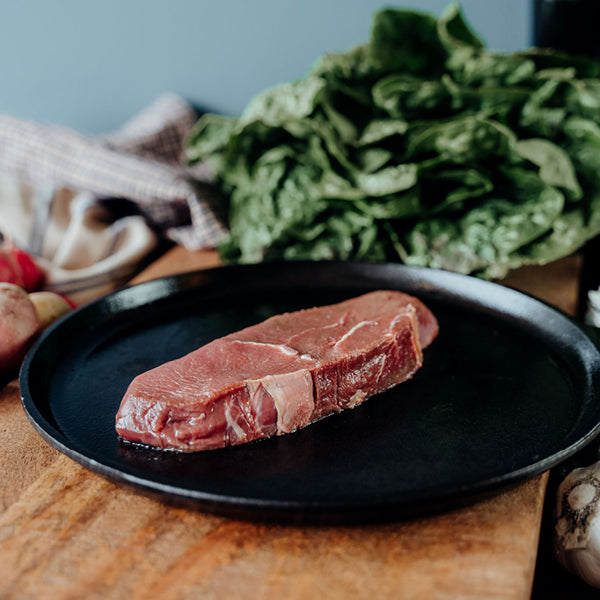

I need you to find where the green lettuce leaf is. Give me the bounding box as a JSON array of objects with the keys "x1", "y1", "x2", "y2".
[{"x1": 186, "y1": 4, "x2": 600, "y2": 279}]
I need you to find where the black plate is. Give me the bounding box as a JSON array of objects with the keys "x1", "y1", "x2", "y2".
[{"x1": 19, "y1": 262, "x2": 600, "y2": 524}]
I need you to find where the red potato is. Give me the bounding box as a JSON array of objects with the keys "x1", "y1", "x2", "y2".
[
  {"x1": 0, "y1": 283, "x2": 40, "y2": 376},
  {"x1": 0, "y1": 284, "x2": 73, "y2": 379}
]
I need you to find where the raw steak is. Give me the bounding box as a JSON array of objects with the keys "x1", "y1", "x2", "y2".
[{"x1": 115, "y1": 290, "x2": 438, "y2": 452}]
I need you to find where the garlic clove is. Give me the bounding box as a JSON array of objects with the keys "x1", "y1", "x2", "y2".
[{"x1": 555, "y1": 460, "x2": 600, "y2": 588}]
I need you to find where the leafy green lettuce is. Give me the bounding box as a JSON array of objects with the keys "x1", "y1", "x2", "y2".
[{"x1": 185, "y1": 4, "x2": 600, "y2": 278}]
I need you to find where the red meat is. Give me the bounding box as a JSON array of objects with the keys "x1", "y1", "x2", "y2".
[{"x1": 116, "y1": 290, "x2": 438, "y2": 452}]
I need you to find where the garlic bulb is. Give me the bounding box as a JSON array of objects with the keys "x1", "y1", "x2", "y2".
[
  {"x1": 555, "y1": 460, "x2": 600, "y2": 587},
  {"x1": 587, "y1": 290, "x2": 600, "y2": 327}
]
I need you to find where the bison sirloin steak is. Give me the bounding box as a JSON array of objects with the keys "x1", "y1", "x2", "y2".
[{"x1": 115, "y1": 291, "x2": 438, "y2": 452}]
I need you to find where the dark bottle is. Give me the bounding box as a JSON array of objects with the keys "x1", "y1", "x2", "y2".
[
  {"x1": 533, "y1": 0, "x2": 600, "y2": 59},
  {"x1": 533, "y1": 1, "x2": 600, "y2": 318}
]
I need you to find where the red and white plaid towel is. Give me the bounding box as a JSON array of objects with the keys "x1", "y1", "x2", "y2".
[{"x1": 0, "y1": 93, "x2": 227, "y2": 303}]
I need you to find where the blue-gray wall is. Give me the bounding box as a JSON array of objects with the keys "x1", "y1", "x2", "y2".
[{"x1": 0, "y1": 1, "x2": 531, "y2": 134}]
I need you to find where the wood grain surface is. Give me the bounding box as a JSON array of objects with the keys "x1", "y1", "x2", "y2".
[{"x1": 0, "y1": 249, "x2": 583, "y2": 600}]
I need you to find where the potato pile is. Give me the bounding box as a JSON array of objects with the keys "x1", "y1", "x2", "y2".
[
  {"x1": 0, "y1": 283, "x2": 73, "y2": 378},
  {"x1": 0, "y1": 235, "x2": 74, "y2": 380}
]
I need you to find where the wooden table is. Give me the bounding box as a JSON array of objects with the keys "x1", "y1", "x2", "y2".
[{"x1": 0, "y1": 248, "x2": 584, "y2": 600}]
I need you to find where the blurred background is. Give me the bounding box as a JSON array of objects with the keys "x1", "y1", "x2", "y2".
[{"x1": 0, "y1": 0, "x2": 530, "y2": 133}]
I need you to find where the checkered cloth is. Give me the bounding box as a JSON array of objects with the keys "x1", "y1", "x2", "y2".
[
  {"x1": 0, "y1": 93, "x2": 227, "y2": 303},
  {"x1": 0, "y1": 93, "x2": 226, "y2": 248}
]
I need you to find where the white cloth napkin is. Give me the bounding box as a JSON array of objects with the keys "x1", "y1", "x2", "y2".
[{"x1": 0, "y1": 93, "x2": 227, "y2": 304}]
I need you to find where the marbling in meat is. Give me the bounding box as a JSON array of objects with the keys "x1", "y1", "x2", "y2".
[{"x1": 115, "y1": 290, "x2": 438, "y2": 452}]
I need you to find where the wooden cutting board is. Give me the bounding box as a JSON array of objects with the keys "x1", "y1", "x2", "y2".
[{"x1": 0, "y1": 248, "x2": 582, "y2": 600}]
